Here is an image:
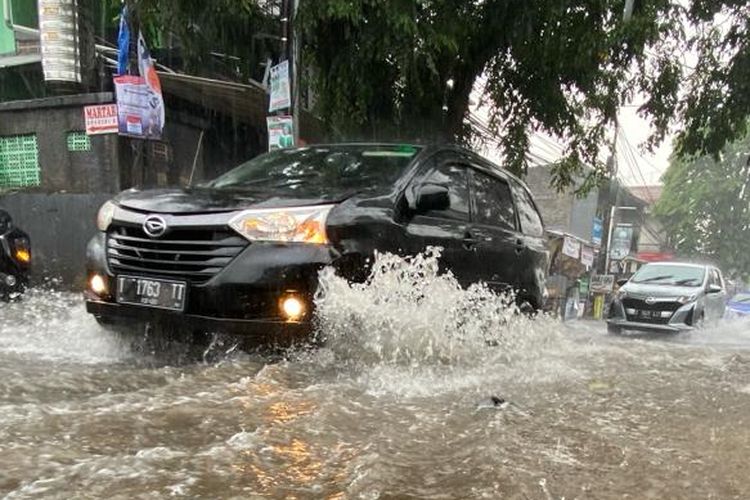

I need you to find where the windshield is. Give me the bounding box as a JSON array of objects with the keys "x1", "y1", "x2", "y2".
[
  {"x1": 631, "y1": 264, "x2": 706, "y2": 287},
  {"x1": 206, "y1": 144, "x2": 421, "y2": 192}
]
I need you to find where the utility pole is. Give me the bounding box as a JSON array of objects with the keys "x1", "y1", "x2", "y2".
[{"x1": 598, "y1": 1, "x2": 634, "y2": 274}]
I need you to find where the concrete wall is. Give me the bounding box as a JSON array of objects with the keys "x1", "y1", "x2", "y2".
[
  {"x1": 0, "y1": 93, "x2": 120, "y2": 193},
  {"x1": 525, "y1": 165, "x2": 600, "y2": 243},
  {"x1": 0, "y1": 192, "x2": 112, "y2": 287}
]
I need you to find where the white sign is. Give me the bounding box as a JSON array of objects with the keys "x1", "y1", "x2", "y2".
[
  {"x1": 590, "y1": 274, "x2": 615, "y2": 293},
  {"x1": 562, "y1": 236, "x2": 581, "y2": 259},
  {"x1": 580, "y1": 245, "x2": 595, "y2": 267},
  {"x1": 269, "y1": 60, "x2": 291, "y2": 112},
  {"x1": 84, "y1": 104, "x2": 119, "y2": 135},
  {"x1": 267, "y1": 115, "x2": 294, "y2": 150}
]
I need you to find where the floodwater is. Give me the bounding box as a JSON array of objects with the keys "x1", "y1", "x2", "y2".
[{"x1": 2, "y1": 253, "x2": 750, "y2": 499}]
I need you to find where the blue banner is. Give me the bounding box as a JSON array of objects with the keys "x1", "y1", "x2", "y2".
[
  {"x1": 116, "y1": 5, "x2": 130, "y2": 76},
  {"x1": 592, "y1": 217, "x2": 603, "y2": 246}
]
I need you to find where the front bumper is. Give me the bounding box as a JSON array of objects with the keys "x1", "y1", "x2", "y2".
[
  {"x1": 86, "y1": 295, "x2": 311, "y2": 340},
  {"x1": 85, "y1": 231, "x2": 342, "y2": 340},
  {"x1": 607, "y1": 297, "x2": 696, "y2": 332}
]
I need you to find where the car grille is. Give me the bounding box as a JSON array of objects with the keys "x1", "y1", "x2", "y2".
[
  {"x1": 106, "y1": 224, "x2": 248, "y2": 285},
  {"x1": 622, "y1": 297, "x2": 681, "y2": 324}
]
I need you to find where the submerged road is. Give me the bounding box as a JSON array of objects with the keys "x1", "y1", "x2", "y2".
[{"x1": 2, "y1": 283, "x2": 750, "y2": 499}]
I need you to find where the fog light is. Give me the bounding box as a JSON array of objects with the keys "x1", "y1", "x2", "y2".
[
  {"x1": 14, "y1": 248, "x2": 30, "y2": 264},
  {"x1": 280, "y1": 296, "x2": 305, "y2": 321},
  {"x1": 90, "y1": 274, "x2": 107, "y2": 296},
  {"x1": 5, "y1": 274, "x2": 17, "y2": 287}
]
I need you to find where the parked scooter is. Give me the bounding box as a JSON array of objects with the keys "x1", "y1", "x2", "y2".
[{"x1": 0, "y1": 209, "x2": 30, "y2": 300}]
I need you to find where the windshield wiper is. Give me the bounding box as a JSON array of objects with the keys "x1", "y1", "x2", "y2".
[
  {"x1": 674, "y1": 278, "x2": 700, "y2": 286},
  {"x1": 636, "y1": 274, "x2": 674, "y2": 283}
]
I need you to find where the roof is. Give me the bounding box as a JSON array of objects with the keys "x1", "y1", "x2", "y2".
[
  {"x1": 0, "y1": 52, "x2": 41, "y2": 69},
  {"x1": 628, "y1": 185, "x2": 663, "y2": 205}
]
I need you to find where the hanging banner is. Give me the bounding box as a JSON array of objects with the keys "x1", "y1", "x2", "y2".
[
  {"x1": 562, "y1": 236, "x2": 581, "y2": 259},
  {"x1": 137, "y1": 31, "x2": 165, "y2": 130},
  {"x1": 592, "y1": 217, "x2": 603, "y2": 247},
  {"x1": 84, "y1": 104, "x2": 118, "y2": 135},
  {"x1": 114, "y1": 76, "x2": 163, "y2": 139},
  {"x1": 267, "y1": 115, "x2": 294, "y2": 150},
  {"x1": 580, "y1": 245, "x2": 595, "y2": 267},
  {"x1": 38, "y1": 0, "x2": 81, "y2": 83},
  {"x1": 609, "y1": 224, "x2": 634, "y2": 260},
  {"x1": 269, "y1": 60, "x2": 291, "y2": 112},
  {"x1": 116, "y1": 4, "x2": 130, "y2": 75}
]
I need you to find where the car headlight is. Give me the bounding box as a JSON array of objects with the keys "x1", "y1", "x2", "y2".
[
  {"x1": 677, "y1": 294, "x2": 697, "y2": 304},
  {"x1": 615, "y1": 289, "x2": 628, "y2": 300},
  {"x1": 229, "y1": 205, "x2": 334, "y2": 244},
  {"x1": 96, "y1": 201, "x2": 117, "y2": 231}
]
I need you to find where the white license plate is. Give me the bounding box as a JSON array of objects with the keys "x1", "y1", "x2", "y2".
[{"x1": 116, "y1": 276, "x2": 187, "y2": 311}]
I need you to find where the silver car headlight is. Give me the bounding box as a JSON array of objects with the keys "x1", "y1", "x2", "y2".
[
  {"x1": 677, "y1": 294, "x2": 697, "y2": 304},
  {"x1": 229, "y1": 205, "x2": 334, "y2": 244},
  {"x1": 96, "y1": 201, "x2": 117, "y2": 231}
]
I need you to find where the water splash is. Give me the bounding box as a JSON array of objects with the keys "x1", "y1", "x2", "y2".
[
  {"x1": 0, "y1": 288, "x2": 129, "y2": 363},
  {"x1": 311, "y1": 249, "x2": 577, "y2": 395}
]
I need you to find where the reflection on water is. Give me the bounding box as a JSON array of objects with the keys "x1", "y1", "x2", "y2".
[{"x1": 2, "y1": 255, "x2": 750, "y2": 498}]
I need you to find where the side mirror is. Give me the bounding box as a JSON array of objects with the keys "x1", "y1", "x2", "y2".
[
  {"x1": 707, "y1": 284, "x2": 723, "y2": 294},
  {"x1": 616, "y1": 278, "x2": 629, "y2": 287},
  {"x1": 415, "y1": 184, "x2": 450, "y2": 212}
]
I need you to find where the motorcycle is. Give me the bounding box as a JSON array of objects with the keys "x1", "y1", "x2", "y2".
[{"x1": 0, "y1": 209, "x2": 31, "y2": 300}]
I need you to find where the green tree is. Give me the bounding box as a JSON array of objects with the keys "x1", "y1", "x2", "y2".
[
  {"x1": 654, "y1": 133, "x2": 750, "y2": 279},
  {"x1": 297, "y1": 0, "x2": 750, "y2": 186}
]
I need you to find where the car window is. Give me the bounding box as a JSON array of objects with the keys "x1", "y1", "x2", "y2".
[
  {"x1": 631, "y1": 264, "x2": 705, "y2": 287},
  {"x1": 418, "y1": 162, "x2": 470, "y2": 221},
  {"x1": 512, "y1": 181, "x2": 544, "y2": 237},
  {"x1": 470, "y1": 169, "x2": 516, "y2": 230},
  {"x1": 709, "y1": 269, "x2": 723, "y2": 288}
]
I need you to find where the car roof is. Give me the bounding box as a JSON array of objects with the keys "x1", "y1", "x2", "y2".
[{"x1": 643, "y1": 261, "x2": 712, "y2": 269}]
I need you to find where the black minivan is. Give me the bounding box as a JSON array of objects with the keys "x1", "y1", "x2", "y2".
[{"x1": 85, "y1": 144, "x2": 548, "y2": 341}]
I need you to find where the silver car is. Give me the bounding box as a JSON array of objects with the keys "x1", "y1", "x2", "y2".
[{"x1": 607, "y1": 262, "x2": 726, "y2": 333}]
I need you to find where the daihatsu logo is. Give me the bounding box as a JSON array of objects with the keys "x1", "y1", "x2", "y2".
[{"x1": 143, "y1": 215, "x2": 167, "y2": 238}]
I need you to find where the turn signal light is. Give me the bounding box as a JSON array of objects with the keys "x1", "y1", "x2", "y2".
[
  {"x1": 280, "y1": 295, "x2": 306, "y2": 322},
  {"x1": 14, "y1": 249, "x2": 30, "y2": 264},
  {"x1": 90, "y1": 274, "x2": 107, "y2": 296}
]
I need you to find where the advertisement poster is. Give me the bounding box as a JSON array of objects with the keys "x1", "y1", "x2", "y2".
[
  {"x1": 562, "y1": 236, "x2": 581, "y2": 259},
  {"x1": 269, "y1": 60, "x2": 291, "y2": 112},
  {"x1": 609, "y1": 224, "x2": 634, "y2": 260},
  {"x1": 84, "y1": 104, "x2": 118, "y2": 135},
  {"x1": 267, "y1": 115, "x2": 294, "y2": 150},
  {"x1": 114, "y1": 75, "x2": 164, "y2": 140},
  {"x1": 580, "y1": 245, "x2": 595, "y2": 267},
  {"x1": 590, "y1": 274, "x2": 615, "y2": 293},
  {"x1": 592, "y1": 217, "x2": 603, "y2": 246}
]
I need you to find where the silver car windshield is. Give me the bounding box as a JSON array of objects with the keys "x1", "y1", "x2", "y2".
[{"x1": 631, "y1": 264, "x2": 706, "y2": 287}]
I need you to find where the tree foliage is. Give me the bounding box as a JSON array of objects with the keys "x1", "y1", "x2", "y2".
[
  {"x1": 298, "y1": 0, "x2": 750, "y2": 186},
  {"x1": 126, "y1": 0, "x2": 280, "y2": 82},
  {"x1": 654, "y1": 132, "x2": 750, "y2": 280}
]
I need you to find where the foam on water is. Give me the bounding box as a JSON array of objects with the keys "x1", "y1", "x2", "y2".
[{"x1": 0, "y1": 288, "x2": 130, "y2": 364}]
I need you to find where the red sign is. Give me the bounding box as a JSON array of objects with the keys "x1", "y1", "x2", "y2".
[{"x1": 84, "y1": 104, "x2": 118, "y2": 135}]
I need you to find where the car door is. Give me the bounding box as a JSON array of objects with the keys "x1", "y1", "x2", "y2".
[
  {"x1": 509, "y1": 178, "x2": 548, "y2": 307},
  {"x1": 705, "y1": 268, "x2": 727, "y2": 321},
  {"x1": 465, "y1": 166, "x2": 523, "y2": 293},
  {"x1": 402, "y1": 155, "x2": 474, "y2": 286}
]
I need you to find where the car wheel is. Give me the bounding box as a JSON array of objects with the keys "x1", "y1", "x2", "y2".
[{"x1": 607, "y1": 323, "x2": 622, "y2": 334}]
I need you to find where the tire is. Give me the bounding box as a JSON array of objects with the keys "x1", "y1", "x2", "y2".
[{"x1": 607, "y1": 323, "x2": 622, "y2": 334}]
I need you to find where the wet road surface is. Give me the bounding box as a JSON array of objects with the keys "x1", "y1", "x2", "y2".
[{"x1": 2, "y1": 259, "x2": 750, "y2": 499}]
